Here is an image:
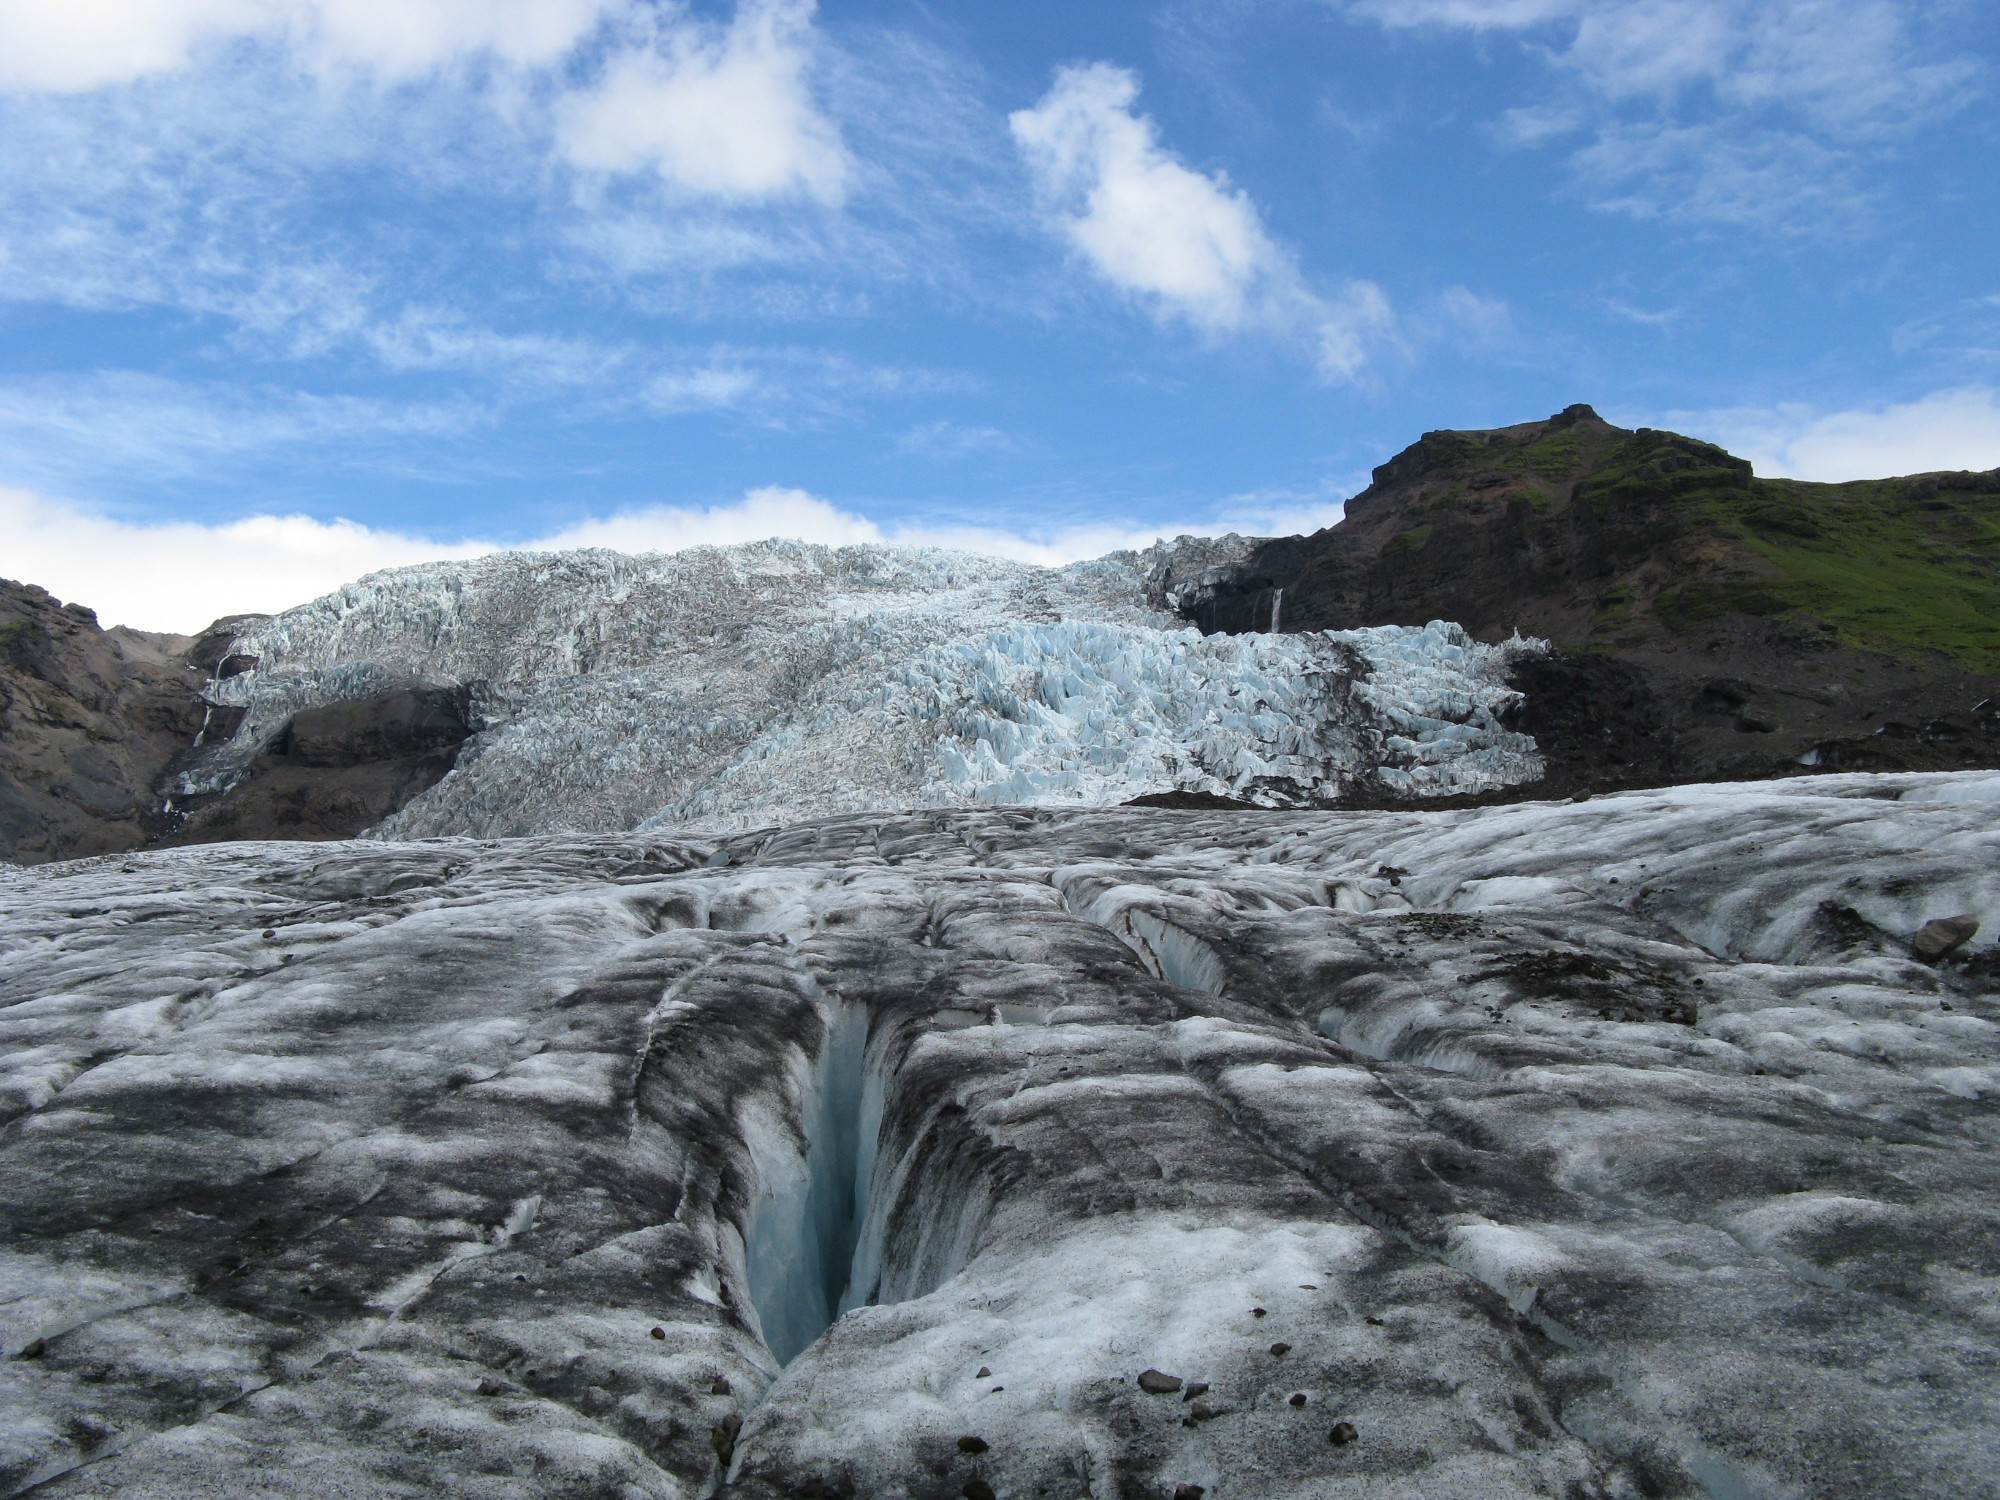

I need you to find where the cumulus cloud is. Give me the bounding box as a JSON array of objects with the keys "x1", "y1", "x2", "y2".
[
  {"x1": 1671, "y1": 387, "x2": 2000, "y2": 482},
  {"x1": 2, "y1": 482, "x2": 1258, "y2": 634},
  {"x1": 1010, "y1": 63, "x2": 1391, "y2": 378},
  {"x1": 0, "y1": 0, "x2": 619, "y2": 91},
  {"x1": 557, "y1": 0, "x2": 849, "y2": 202}
]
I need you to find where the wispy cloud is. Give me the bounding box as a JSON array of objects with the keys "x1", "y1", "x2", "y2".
[
  {"x1": 0, "y1": 372, "x2": 482, "y2": 493},
  {"x1": 0, "y1": 0, "x2": 861, "y2": 365},
  {"x1": 895, "y1": 421, "x2": 1015, "y2": 462},
  {"x1": 1666, "y1": 386, "x2": 2000, "y2": 481},
  {"x1": 1892, "y1": 294, "x2": 2000, "y2": 364},
  {"x1": 1344, "y1": 0, "x2": 1981, "y2": 228},
  {"x1": 1009, "y1": 62, "x2": 1393, "y2": 379},
  {"x1": 0, "y1": 0, "x2": 619, "y2": 93}
]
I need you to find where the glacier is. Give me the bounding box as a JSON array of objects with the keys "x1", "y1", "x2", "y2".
[
  {"x1": 3, "y1": 770, "x2": 1997, "y2": 1498},
  {"x1": 177, "y1": 541, "x2": 1544, "y2": 838}
]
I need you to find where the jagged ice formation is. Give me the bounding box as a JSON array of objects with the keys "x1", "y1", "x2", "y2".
[{"x1": 178, "y1": 542, "x2": 1543, "y2": 837}]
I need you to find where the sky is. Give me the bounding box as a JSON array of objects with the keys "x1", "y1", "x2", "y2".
[{"x1": 1, "y1": 0, "x2": 1996, "y2": 631}]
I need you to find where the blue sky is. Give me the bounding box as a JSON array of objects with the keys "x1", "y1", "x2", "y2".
[{"x1": 2, "y1": 0, "x2": 1996, "y2": 629}]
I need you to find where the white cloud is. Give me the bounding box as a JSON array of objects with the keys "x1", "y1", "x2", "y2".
[
  {"x1": 642, "y1": 364, "x2": 764, "y2": 413},
  {"x1": 1435, "y1": 285, "x2": 1513, "y2": 342},
  {"x1": 895, "y1": 421, "x2": 1014, "y2": 461},
  {"x1": 1009, "y1": 63, "x2": 1391, "y2": 378},
  {"x1": 3, "y1": 476, "x2": 1332, "y2": 634},
  {"x1": 1669, "y1": 387, "x2": 2000, "y2": 482},
  {"x1": 526, "y1": 485, "x2": 881, "y2": 553},
  {"x1": 1350, "y1": 0, "x2": 1570, "y2": 27},
  {"x1": 556, "y1": 0, "x2": 850, "y2": 202},
  {"x1": 1, "y1": 485, "x2": 488, "y2": 632},
  {"x1": 0, "y1": 0, "x2": 851, "y2": 205},
  {"x1": 0, "y1": 373, "x2": 479, "y2": 491},
  {"x1": 0, "y1": 0, "x2": 619, "y2": 92},
  {"x1": 0, "y1": 484, "x2": 891, "y2": 632}
]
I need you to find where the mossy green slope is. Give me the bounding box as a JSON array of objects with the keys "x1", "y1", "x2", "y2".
[{"x1": 1709, "y1": 476, "x2": 2000, "y2": 671}]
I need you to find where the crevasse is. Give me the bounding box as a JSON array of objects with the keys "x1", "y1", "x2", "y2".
[{"x1": 742, "y1": 999, "x2": 879, "y2": 1364}]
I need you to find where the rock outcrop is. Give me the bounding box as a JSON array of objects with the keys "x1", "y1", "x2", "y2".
[
  {"x1": 161, "y1": 685, "x2": 475, "y2": 845},
  {"x1": 0, "y1": 580, "x2": 479, "y2": 864},
  {"x1": 0, "y1": 580, "x2": 212, "y2": 863}
]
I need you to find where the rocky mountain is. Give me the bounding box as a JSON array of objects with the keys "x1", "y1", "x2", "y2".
[
  {"x1": 3, "y1": 771, "x2": 1995, "y2": 1496},
  {"x1": 1174, "y1": 406, "x2": 2000, "y2": 792}
]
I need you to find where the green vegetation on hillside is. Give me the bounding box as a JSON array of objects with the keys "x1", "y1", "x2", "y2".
[{"x1": 1705, "y1": 477, "x2": 2000, "y2": 672}]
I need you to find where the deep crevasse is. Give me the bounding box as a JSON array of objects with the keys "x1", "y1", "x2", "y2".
[{"x1": 742, "y1": 999, "x2": 879, "y2": 1365}]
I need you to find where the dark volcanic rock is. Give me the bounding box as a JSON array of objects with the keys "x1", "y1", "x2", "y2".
[
  {"x1": 1, "y1": 577, "x2": 478, "y2": 861},
  {"x1": 0, "y1": 580, "x2": 215, "y2": 864},
  {"x1": 1179, "y1": 407, "x2": 2000, "y2": 794},
  {"x1": 1914, "y1": 914, "x2": 1980, "y2": 962},
  {"x1": 163, "y1": 685, "x2": 475, "y2": 845}
]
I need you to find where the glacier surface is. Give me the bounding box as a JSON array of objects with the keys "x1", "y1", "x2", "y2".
[
  {"x1": 181, "y1": 542, "x2": 1544, "y2": 837},
  {"x1": 3, "y1": 771, "x2": 1997, "y2": 1498}
]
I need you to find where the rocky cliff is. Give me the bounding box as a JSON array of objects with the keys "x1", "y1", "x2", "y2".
[
  {"x1": 0, "y1": 579, "x2": 474, "y2": 864},
  {"x1": 0, "y1": 580, "x2": 216, "y2": 863}
]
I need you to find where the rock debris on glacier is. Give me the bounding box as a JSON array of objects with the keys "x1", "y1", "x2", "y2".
[
  {"x1": 178, "y1": 542, "x2": 1544, "y2": 837},
  {"x1": 3, "y1": 771, "x2": 1997, "y2": 1498}
]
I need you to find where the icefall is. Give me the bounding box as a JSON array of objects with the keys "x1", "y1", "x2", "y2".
[{"x1": 185, "y1": 539, "x2": 1546, "y2": 836}]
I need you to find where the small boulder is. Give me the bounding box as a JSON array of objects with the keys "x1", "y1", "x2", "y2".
[
  {"x1": 1269, "y1": 1342, "x2": 1292, "y2": 1357},
  {"x1": 1913, "y1": 914, "x2": 1979, "y2": 962},
  {"x1": 710, "y1": 1412, "x2": 742, "y2": 1463},
  {"x1": 956, "y1": 1435, "x2": 989, "y2": 1454},
  {"x1": 1329, "y1": 1420, "x2": 1358, "y2": 1446},
  {"x1": 976, "y1": 1365, "x2": 991, "y2": 1378},
  {"x1": 1174, "y1": 1487, "x2": 1207, "y2": 1500},
  {"x1": 1137, "y1": 1369, "x2": 1183, "y2": 1395},
  {"x1": 1181, "y1": 1381, "x2": 1210, "y2": 1401},
  {"x1": 649, "y1": 1326, "x2": 666, "y2": 1340}
]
